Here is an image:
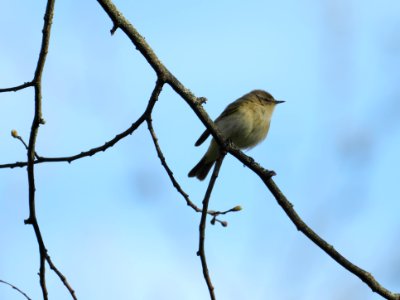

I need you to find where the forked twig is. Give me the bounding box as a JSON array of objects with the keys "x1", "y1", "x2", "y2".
[{"x1": 146, "y1": 117, "x2": 240, "y2": 229}]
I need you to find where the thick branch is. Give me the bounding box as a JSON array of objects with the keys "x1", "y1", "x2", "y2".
[
  {"x1": 96, "y1": 2, "x2": 400, "y2": 299},
  {"x1": 262, "y1": 176, "x2": 399, "y2": 299},
  {"x1": 97, "y1": 0, "x2": 167, "y2": 77}
]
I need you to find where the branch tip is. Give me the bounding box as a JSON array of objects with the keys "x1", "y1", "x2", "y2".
[
  {"x1": 110, "y1": 24, "x2": 119, "y2": 35},
  {"x1": 24, "y1": 218, "x2": 33, "y2": 225},
  {"x1": 11, "y1": 129, "x2": 19, "y2": 138}
]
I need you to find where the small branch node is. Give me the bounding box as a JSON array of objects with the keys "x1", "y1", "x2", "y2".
[
  {"x1": 24, "y1": 218, "x2": 33, "y2": 225},
  {"x1": 196, "y1": 97, "x2": 207, "y2": 105},
  {"x1": 110, "y1": 23, "x2": 119, "y2": 35}
]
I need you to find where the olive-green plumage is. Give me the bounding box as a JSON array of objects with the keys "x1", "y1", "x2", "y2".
[{"x1": 188, "y1": 89, "x2": 284, "y2": 180}]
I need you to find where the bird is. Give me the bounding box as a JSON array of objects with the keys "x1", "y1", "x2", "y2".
[{"x1": 188, "y1": 89, "x2": 284, "y2": 180}]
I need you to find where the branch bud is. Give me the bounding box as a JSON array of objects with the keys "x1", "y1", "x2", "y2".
[
  {"x1": 232, "y1": 205, "x2": 242, "y2": 212},
  {"x1": 11, "y1": 129, "x2": 19, "y2": 138}
]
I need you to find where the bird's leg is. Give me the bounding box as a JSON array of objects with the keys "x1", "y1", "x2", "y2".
[{"x1": 223, "y1": 138, "x2": 235, "y2": 151}]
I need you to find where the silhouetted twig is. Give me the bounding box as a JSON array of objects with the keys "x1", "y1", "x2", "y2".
[
  {"x1": 45, "y1": 255, "x2": 77, "y2": 300},
  {"x1": 23, "y1": 1, "x2": 55, "y2": 299},
  {"x1": 0, "y1": 82, "x2": 33, "y2": 93},
  {"x1": 0, "y1": 279, "x2": 32, "y2": 300},
  {"x1": 10, "y1": 130, "x2": 41, "y2": 159},
  {"x1": 196, "y1": 154, "x2": 225, "y2": 300},
  {"x1": 146, "y1": 116, "x2": 239, "y2": 225},
  {"x1": 9, "y1": 1, "x2": 77, "y2": 299},
  {"x1": 0, "y1": 80, "x2": 165, "y2": 170}
]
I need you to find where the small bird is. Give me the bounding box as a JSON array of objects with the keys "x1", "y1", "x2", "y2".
[{"x1": 188, "y1": 89, "x2": 284, "y2": 180}]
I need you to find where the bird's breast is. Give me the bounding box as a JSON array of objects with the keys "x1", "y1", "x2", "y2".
[{"x1": 216, "y1": 103, "x2": 273, "y2": 149}]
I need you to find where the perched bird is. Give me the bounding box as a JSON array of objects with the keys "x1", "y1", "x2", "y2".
[{"x1": 188, "y1": 89, "x2": 284, "y2": 180}]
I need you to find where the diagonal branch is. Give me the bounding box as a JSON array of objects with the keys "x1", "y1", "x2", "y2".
[
  {"x1": 146, "y1": 116, "x2": 200, "y2": 211},
  {"x1": 45, "y1": 255, "x2": 77, "y2": 300},
  {"x1": 261, "y1": 174, "x2": 399, "y2": 299},
  {"x1": 96, "y1": 1, "x2": 400, "y2": 299},
  {"x1": 0, "y1": 279, "x2": 32, "y2": 300},
  {"x1": 146, "y1": 116, "x2": 240, "y2": 225}
]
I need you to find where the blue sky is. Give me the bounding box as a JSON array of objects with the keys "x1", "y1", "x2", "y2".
[{"x1": 1, "y1": 1, "x2": 400, "y2": 300}]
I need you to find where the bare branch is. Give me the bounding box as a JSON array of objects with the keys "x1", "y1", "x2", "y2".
[
  {"x1": 46, "y1": 255, "x2": 77, "y2": 300},
  {"x1": 10, "y1": 130, "x2": 41, "y2": 159},
  {"x1": 96, "y1": 1, "x2": 400, "y2": 299},
  {"x1": 197, "y1": 154, "x2": 225, "y2": 300},
  {"x1": 20, "y1": 1, "x2": 76, "y2": 299},
  {"x1": 0, "y1": 120, "x2": 146, "y2": 169},
  {"x1": 2, "y1": 1, "x2": 398, "y2": 299},
  {"x1": 146, "y1": 116, "x2": 239, "y2": 226},
  {"x1": 0, "y1": 279, "x2": 32, "y2": 300},
  {"x1": 262, "y1": 175, "x2": 399, "y2": 299},
  {"x1": 24, "y1": 0, "x2": 56, "y2": 299},
  {"x1": 146, "y1": 116, "x2": 202, "y2": 212},
  {"x1": 0, "y1": 82, "x2": 33, "y2": 93},
  {"x1": 0, "y1": 79, "x2": 165, "y2": 170}
]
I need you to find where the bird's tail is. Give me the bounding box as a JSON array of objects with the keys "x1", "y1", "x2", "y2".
[{"x1": 188, "y1": 156, "x2": 215, "y2": 181}]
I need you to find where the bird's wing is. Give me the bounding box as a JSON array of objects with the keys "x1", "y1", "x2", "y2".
[
  {"x1": 194, "y1": 129, "x2": 211, "y2": 146},
  {"x1": 195, "y1": 99, "x2": 243, "y2": 146},
  {"x1": 215, "y1": 100, "x2": 241, "y2": 122}
]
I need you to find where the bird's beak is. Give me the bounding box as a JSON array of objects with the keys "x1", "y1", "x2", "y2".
[{"x1": 274, "y1": 100, "x2": 285, "y2": 104}]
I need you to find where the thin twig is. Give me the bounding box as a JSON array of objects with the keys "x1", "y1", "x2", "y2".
[
  {"x1": 11, "y1": 131, "x2": 41, "y2": 159},
  {"x1": 146, "y1": 117, "x2": 239, "y2": 225},
  {"x1": 0, "y1": 119, "x2": 146, "y2": 169},
  {"x1": 0, "y1": 279, "x2": 32, "y2": 300},
  {"x1": 46, "y1": 255, "x2": 77, "y2": 300},
  {"x1": 0, "y1": 79, "x2": 165, "y2": 170},
  {"x1": 146, "y1": 116, "x2": 203, "y2": 212},
  {"x1": 197, "y1": 154, "x2": 225, "y2": 300},
  {"x1": 22, "y1": 1, "x2": 76, "y2": 299},
  {"x1": 0, "y1": 81, "x2": 33, "y2": 93}
]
